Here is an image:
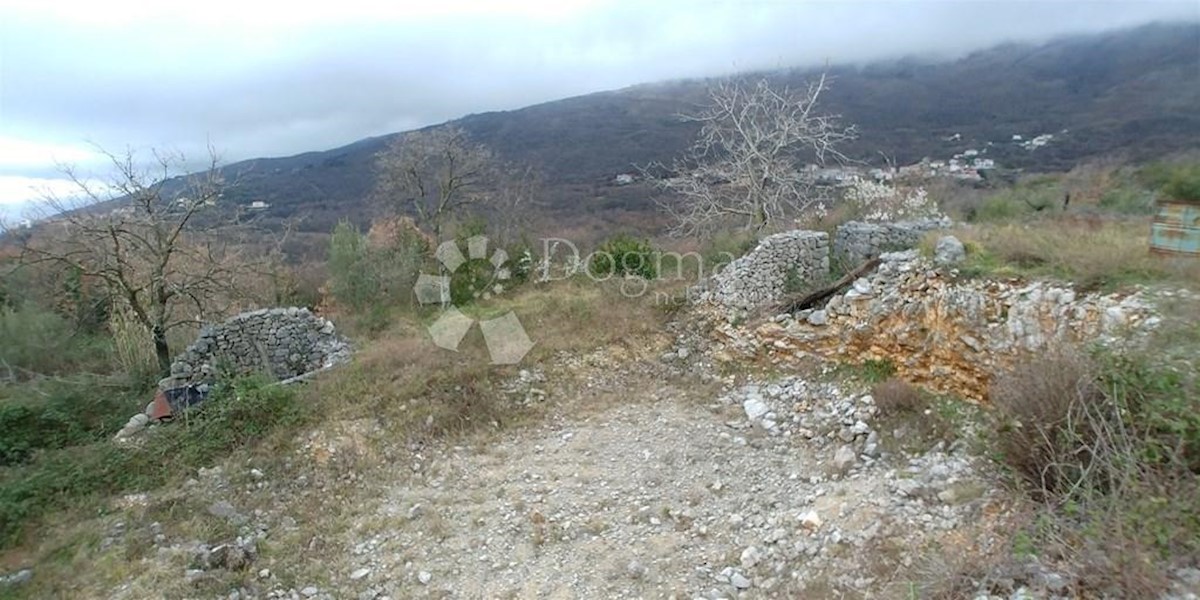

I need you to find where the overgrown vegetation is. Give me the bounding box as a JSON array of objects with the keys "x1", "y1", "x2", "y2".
[
  {"x1": 945, "y1": 219, "x2": 1200, "y2": 290},
  {"x1": 839, "y1": 358, "x2": 897, "y2": 384},
  {"x1": 937, "y1": 160, "x2": 1200, "y2": 289},
  {"x1": 0, "y1": 304, "x2": 113, "y2": 377},
  {"x1": 1157, "y1": 163, "x2": 1200, "y2": 203},
  {"x1": 910, "y1": 181, "x2": 1200, "y2": 593},
  {"x1": 13, "y1": 147, "x2": 281, "y2": 375},
  {"x1": 327, "y1": 217, "x2": 430, "y2": 333},
  {"x1": 588, "y1": 234, "x2": 658, "y2": 280},
  {"x1": 1, "y1": 78, "x2": 1197, "y2": 596},
  {"x1": 0, "y1": 379, "x2": 141, "y2": 467},
  {"x1": 983, "y1": 328, "x2": 1200, "y2": 596},
  {"x1": 0, "y1": 378, "x2": 299, "y2": 547}
]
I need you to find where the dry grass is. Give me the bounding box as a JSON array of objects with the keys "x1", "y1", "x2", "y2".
[
  {"x1": 0, "y1": 275, "x2": 677, "y2": 599},
  {"x1": 937, "y1": 217, "x2": 1200, "y2": 291},
  {"x1": 872, "y1": 377, "x2": 925, "y2": 417},
  {"x1": 982, "y1": 335, "x2": 1200, "y2": 598},
  {"x1": 989, "y1": 348, "x2": 1101, "y2": 500},
  {"x1": 312, "y1": 276, "x2": 673, "y2": 429}
]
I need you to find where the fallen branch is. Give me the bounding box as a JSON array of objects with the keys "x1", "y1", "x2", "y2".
[{"x1": 777, "y1": 256, "x2": 881, "y2": 314}]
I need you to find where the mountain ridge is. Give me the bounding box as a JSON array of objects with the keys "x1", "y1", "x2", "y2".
[{"x1": 209, "y1": 21, "x2": 1199, "y2": 233}]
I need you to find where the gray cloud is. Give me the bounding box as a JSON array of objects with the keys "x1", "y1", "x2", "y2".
[{"x1": 0, "y1": 0, "x2": 1196, "y2": 203}]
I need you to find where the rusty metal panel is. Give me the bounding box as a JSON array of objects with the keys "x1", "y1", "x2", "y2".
[{"x1": 1150, "y1": 201, "x2": 1200, "y2": 257}]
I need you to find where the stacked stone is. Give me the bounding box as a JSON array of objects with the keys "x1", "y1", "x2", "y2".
[
  {"x1": 832, "y1": 217, "x2": 950, "y2": 266},
  {"x1": 163, "y1": 307, "x2": 350, "y2": 390},
  {"x1": 710, "y1": 230, "x2": 830, "y2": 310}
]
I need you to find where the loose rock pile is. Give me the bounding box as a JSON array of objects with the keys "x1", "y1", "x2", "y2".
[
  {"x1": 710, "y1": 249, "x2": 1164, "y2": 400},
  {"x1": 705, "y1": 219, "x2": 949, "y2": 315}
]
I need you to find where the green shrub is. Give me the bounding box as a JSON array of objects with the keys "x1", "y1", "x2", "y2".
[
  {"x1": 1100, "y1": 353, "x2": 1200, "y2": 474},
  {"x1": 328, "y1": 219, "x2": 428, "y2": 315},
  {"x1": 504, "y1": 240, "x2": 536, "y2": 285},
  {"x1": 0, "y1": 377, "x2": 299, "y2": 546},
  {"x1": 444, "y1": 227, "x2": 531, "y2": 306},
  {"x1": 1098, "y1": 186, "x2": 1156, "y2": 214},
  {"x1": 588, "y1": 235, "x2": 657, "y2": 280},
  {"x1": 165, "y1": 377, "x2": 302, "y2": 464},
  {"x1": 1137, "y1": 161, "x2": 1177, "y2": 189},
  {"x1": 990, "y1": 347, "x2": 1199, "y2": 557},
  {"x1": 0, "y1": 303, "x2": 112, "y2": 375},
  {"x1": 838, "y1": 358, "x2": 897, "y2": 384},
  {"x1": 449, "y1": 257, "x2": 503, "y2": 305},
  {"x1": 0, "y1": 379, "x2": 142, "y2": 466},
  {"x1": 328, "y1": 220, "x2": 379, "y2": 311},
  {"x1": 969, "y1": 178, "x2": 1063, "y2": 223},
  {"x1": 971, "y1": 194, "x2": 1030, "y2": 222},
  {"x1": 1160, "y1": 163, "x2": 1200, "y2": 203}
]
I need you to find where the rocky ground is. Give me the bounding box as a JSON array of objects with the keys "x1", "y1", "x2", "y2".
[
  {"x1": 11, "y1": 249, "x2": 1198, "y2": 599},
  {"x1": 75, "y1": 345, "x2": 1030, "y2": 600},
  {"x1": 16, "y1": 307, "x2": 1193, "y2": 600},
  {"x1": 328, "y1": 380, "x2": 998, "y2": 599}
]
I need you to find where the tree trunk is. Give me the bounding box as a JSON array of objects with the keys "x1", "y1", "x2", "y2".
[{"x1": 152, "y1": 325, "x2": 171, "y2": 377}]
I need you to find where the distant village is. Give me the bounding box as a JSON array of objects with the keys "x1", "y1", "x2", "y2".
[
  {"x1": 612, "y1": 131, "x2": 1062, "y2": 188},
  {"x1": 15, "y1": 130, "x2": 1062, "y2": 230},
  {"x1": 8, "y1": 193, "x2": 275, "y2": 231},
  {"x1": 101, "y1": 196, "x2": 269, "y2": 220}
]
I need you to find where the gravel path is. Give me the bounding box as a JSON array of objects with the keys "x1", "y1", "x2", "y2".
[{"x1": 323, "y1": 373, "x2": 997, "y2": 600}]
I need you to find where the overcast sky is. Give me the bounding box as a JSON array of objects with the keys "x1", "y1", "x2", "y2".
[{"x1": 0, "y1": 0, "x2": 1196, "y2": 217}]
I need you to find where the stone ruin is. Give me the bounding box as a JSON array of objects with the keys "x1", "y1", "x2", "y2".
[
  {"x1": 116, "y1": 307, "x2": 350, "y2": 439},
  {"x1": 706, "y1": 219, "x2": 949, "y2": 312},
  {"x1": 706, "y1": 230, "x2": 830, "y2": 310},
  {"x1": 831, "y1": 217, "x2": 950, "y2": 267},
  {"x1": 162, "y1": 307, "x2": 350, "y2": 390},
  {"x1": 715, "y1": 249, "x2": 1164, "y2": 400},
  {"x1": 697, "y1": 220, "x2": 1169, "y2": 401}
]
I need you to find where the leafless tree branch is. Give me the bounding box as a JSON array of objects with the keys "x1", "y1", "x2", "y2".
[
  {"x1": 15, "y1": 145, "x2": 272, "y2": 376},
  {"x1": 643, "y1": 74, "x2": 857, "y2": 236},
  {"x1": 372, "y1": 127, "x2": 499, "y2": 240}
]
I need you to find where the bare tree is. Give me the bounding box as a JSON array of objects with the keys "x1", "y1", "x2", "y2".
[
  {"x1": 17, "y1": 146, "x2": 268, "y2": 376},
  {"x1": 492, "y1": 164, "x2": 544, "y2": 247},
  {"x1": 646, "y1": 74, "x2": 857, "y2": 235},
  {"x1": 372, "y1": 127, "x2": 498, "y2": 241}
]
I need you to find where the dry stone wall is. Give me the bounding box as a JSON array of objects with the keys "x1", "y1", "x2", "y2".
[
  {"x1": 707, "y1": 230, "x2": 829, "y2": 310},
  {"x1": 832, "y1": 218, "x2": 949, "y2": 267},
  {"x1": 164, "y1": 307, "x2": 350, "y2": 389},
  {"x1": 704, "y1": 220, "x2": 951, "y2": 313}
]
